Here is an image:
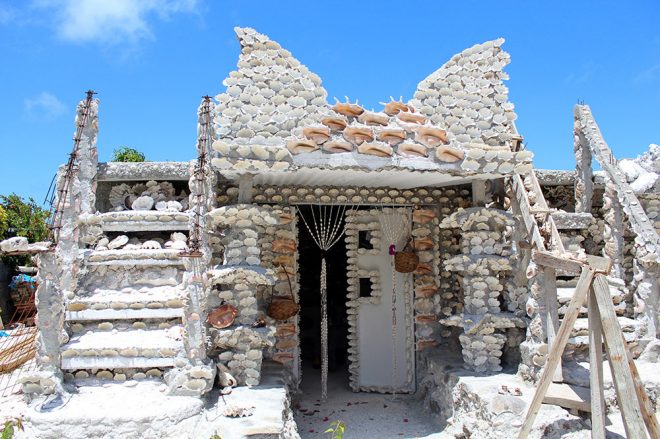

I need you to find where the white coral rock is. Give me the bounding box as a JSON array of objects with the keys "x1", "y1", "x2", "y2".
[{"x1": 131, "y1": 196, "x2": 155, "y2": 211}]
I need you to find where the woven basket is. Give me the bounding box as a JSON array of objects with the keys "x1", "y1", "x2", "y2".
[
  {"x1": 268, "y1": 300, "x2": 300, "y2": 321},
  {"x1": 394, "y1": 239, "x2": 419, "y2": 273},
  {"x1": 267, "y1": 264, "x2": 300, "y2": 321}
]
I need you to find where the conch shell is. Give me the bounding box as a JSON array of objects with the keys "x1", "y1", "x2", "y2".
[
  {"x1": 343, "y1": 127, "x2": 374, "y2": 145},
  {"x1": 435, "y1": 146, "x2": 465, "y2": 163},
  {"x1": 415, "y1": 127, "x2": 449, "y2": 147},
  {"x1": 413, "y1": 208, "x2": 437, "y2": 223},
  {"x1": 357, "y1": 142, "x2": 393, "y2": 158},
  {"x1": 377, "y1": 129, "x2": 406, "y2": 146},
  {"x1": 273, "y1": 352, "x2": 294, "y2": 364},
  {"x1": 416, "y1": 314, "x2": 437, "y2": 324},
  {"x1": 272, "y1": 239, "x2": 296, "y2": 254},
  {"x1": 332, "y1": 101, "x2": 364, "y2": 118},
  {"x1": 397, "y1": 143, "x2": 427, "y2": 158},
  {"x1": 414, "y1": 263, "x2": 432, "y2": 275},
  {"x1": 276, "y1": 323, "x2": 296, "y2": 337},
  {"x1": 279, "y1": 212, "x2": 294, "y2": 225},
  {"x1": 415, "y1": 284, "x2": 438, "y2": 298},
  {"x1": 382, "y1": 100, "x2": 413, "y2": 116},
  {"x1": 287, "y1": 139, "x2": 319, "y2": 154},
  {"x1": 321, "y1": 117, "x2": 348, "y2": 131},
  {"x1": 358, "y1": 111, "x2": 389, "y2": 126},
  {"x1": 397, "y1": 112, "x2": 426, "y2": 125},
  {"x1": 413, "y1": 237, "x2": 434, "y2": 251},
  {"x1": 416, "y1": 339, "x2": 438, "y2": 351},
  {"x1": 303, "y1": 126, "x2": 331, "y2": 144},
  {"x1": 323, "y1": 139, "x2": 354, "y2": 153}
]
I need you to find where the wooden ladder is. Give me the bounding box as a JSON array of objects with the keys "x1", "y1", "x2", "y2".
[{"x1": 518, "y1": 251, "x2": 660, "y2": 439}]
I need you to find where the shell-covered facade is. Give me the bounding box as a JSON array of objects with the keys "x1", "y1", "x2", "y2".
[
  {"x1": 11, "y1": 26, "x2": 659, "y2": 439},
  {"x1": 212, "y1": 27, "x2": 532, "y2": 180}
]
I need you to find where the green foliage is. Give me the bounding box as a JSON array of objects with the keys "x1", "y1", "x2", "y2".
[
  {"x1": 0, "y1": 194, "x2": 51, "y2": 267},
  {"x1": 1, "y1": 418, "x2": 22, "y2": 439},
  {"x1": 111, "y1": 147, "x2": 146, "y2": 163},
  {"x1": 324, "y1": 420, "x2": 346, "y2": 439},
  {"x1": 0, "y1": 206, "x2": 8, "y2": 240},
  {"x1": 1, "y1": 422, "x2": 12, "y2": 439},
  {"x1": 209, "y1": 433, "x2": 221, "y2": 439}
]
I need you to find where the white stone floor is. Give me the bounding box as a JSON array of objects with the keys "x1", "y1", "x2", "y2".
[{"x1": 293, "y1": 366, "x2": 443, "y2": 439}]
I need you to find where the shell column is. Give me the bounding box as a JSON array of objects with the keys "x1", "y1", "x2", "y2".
[{"x1": 207, "y1": 204, "x2": 280, "y2": 386}]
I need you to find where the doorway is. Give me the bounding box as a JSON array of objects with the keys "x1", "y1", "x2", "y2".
[{"x1": 297, "y1": 206, "x2": 350, "y2": 395}]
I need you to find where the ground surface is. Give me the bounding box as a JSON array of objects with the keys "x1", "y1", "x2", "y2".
[{"x1": 293, "y1": 366, "x2": 442, "y2": 439}]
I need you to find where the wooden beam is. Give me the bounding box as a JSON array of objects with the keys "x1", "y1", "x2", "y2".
[
  {"x1": 543, "y1": 267, "x2": 562, "y2": 382},
  {"x1": 532, "y1": 251, "x2": 611, "y2": 276},
  {"x1": 624, "y1": 332, "x2": 660, "y2": 437},
  {"x1": 543, "y1": 383, "x2": 591, "y2": 412},
  {"x1": 588, "y1": 289, "x2": 606, "y2": 438},
  {"x1": 511, "y1": 175, "x2": 546, "y2": 250},
  {"x1": 593, "y1": 274, "x2": 647, "y2": 439},
  {"x1": 517, "y1": 266, "x2": 595, "y2": 438},
  {"x1": 532, "y1": 251, "x2": 583, "y2": 275}
]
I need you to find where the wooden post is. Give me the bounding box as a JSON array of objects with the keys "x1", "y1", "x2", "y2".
[
  {"x1": 624, "y1": 336, "x2": 660, "y2": 437},
  {"x1": 517, "y1": 266, "x2": 596, "y2": 439},
  {"x1": 592, "y1": 274, "x2": 647, "y2": 439},
  {"x1": 588, "y1": 289, "x2": 606, "y2": 438},
  {"x1": 543, "y1": 266, "x2": 562, "y2": 382}
]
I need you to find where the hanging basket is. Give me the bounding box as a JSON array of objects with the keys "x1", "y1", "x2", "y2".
[
  {"x1": 267, "y1": 264, "x2": 300, "y2": 321},
  {"x1": 394, "y1": 239, "x2": 419, "y2": 273}
]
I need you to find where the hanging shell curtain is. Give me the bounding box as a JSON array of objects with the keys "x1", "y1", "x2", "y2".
[
  {"x1": 378, "y1": 207, "x2": 412, "y2": 397},
  {"x1": 298, "y1": 203, "x2": 355, "y2": 401}
]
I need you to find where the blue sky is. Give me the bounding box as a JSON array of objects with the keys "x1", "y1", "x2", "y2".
[{"x1": 0, "y1": 0, "x2": 658, "y2": 203}]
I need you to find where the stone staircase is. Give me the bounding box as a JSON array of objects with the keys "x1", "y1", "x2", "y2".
[
  {"x1": 556, "y1": 279, "x2": 644, "y2": 361},
  {"x1": 60, "y1": 216, "x2": 191, "y2": 385}
]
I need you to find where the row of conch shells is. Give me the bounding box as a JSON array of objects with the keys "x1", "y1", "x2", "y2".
[
  {"x1": 94, "y1": 232, "x2": 188, "y2": 251},
  {"x1": 108, "y1": 181, "x2": 189, "y2": 212}
]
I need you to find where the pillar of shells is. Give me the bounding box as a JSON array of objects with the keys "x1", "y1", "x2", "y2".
[
  {"x1": 207, "y1": 204, "x2": 278, "y2": 386},
  {"x1": 440, "y1": 208, "x2": 516, "y2": 372},
  {"x1": 602, "y1": 177, "x2": 626, "y2": 280}
]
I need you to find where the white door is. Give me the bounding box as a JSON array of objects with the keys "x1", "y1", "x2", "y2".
[{"x1": 348, "y1": 209, "x2": 415, "y2": 393}]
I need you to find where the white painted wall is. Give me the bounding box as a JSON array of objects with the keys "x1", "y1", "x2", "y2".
[{"x1": 355, "y1": 211, "x2": 415, "y2": 393}]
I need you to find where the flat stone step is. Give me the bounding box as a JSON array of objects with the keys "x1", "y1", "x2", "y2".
[
  {"x1": 66, "y1": 308, "x2": 184, "y2": 321},
  {"x1": 60, "y1": 328, "x2": 183, "y2": 367},
  {"x1": 62, "y1": 356, "x2": 177, "y2": 370},
  {"x1": 67, "y1": 287, "x2": 185, "y2": 312},
  {"x1": 97, "y1": 211, "x2": 190, "y2": 232}
]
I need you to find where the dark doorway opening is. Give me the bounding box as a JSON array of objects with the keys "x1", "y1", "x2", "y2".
[{"x1": 297, "y1": 206, "x2": 349, "y2": 390}]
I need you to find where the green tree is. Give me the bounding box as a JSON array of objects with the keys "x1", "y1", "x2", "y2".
[
  {"x1": 0, "y1": 194, "x2": 51, "y2": 267},
  {"x1": 111, "y1": 147, "x2": 146, "y2": 162}
]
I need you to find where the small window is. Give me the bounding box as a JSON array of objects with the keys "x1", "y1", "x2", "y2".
[
  {"x1": 359, "y1": 277, "x2": 373, "y2": 298},
  {"x1": 358, "y1": 230, "x2": 374, "y2": 250}
]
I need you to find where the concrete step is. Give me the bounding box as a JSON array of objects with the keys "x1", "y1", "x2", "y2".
[
  {"x1": 66, "y1": 287, "x2": 185, "y2": 313},
  {"x1": 60, "y1": 328, "x2": 183, "y2": 370},
  {"x1": 62, "y1": 356, "x2": 177, "y2": 370},
  {"x1": 66, "y1": 308, "x2": 184, "y2": 322}
]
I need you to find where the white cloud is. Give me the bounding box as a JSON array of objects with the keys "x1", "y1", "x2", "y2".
[
  {"x1": 0, "y1": 4, "x2": 15, "y2": 24},
  {"x1": 33, "y1": 0, "x2": 198, "y2": 45},
  {"x1": 24, "y1": 92, "x2": 67, "y2": 120}
]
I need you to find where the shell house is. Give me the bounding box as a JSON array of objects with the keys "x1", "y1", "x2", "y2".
[{"x1": 4, "y1": 27, "x2": 659, "y2": 438}]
